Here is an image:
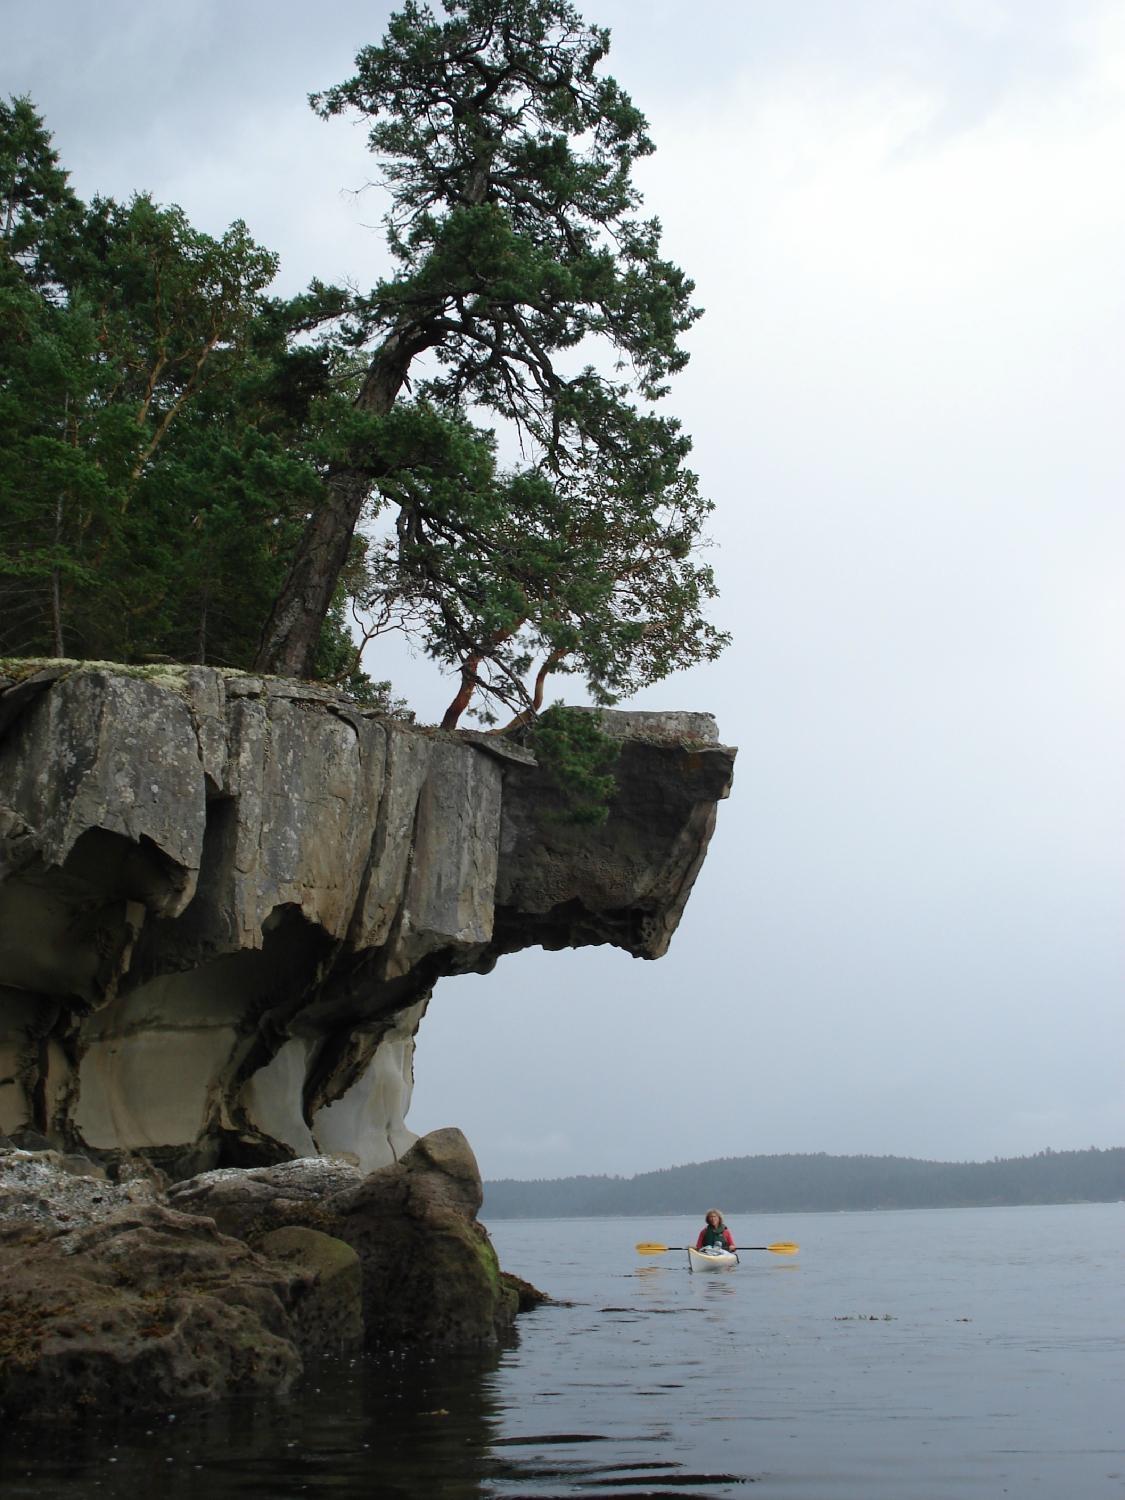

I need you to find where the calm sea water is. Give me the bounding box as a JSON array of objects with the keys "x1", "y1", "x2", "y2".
[{"x1": 1, "y1": 1202, "x2": 1121, "y2": 1498}]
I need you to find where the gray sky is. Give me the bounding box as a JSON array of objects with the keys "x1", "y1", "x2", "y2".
[{"x1": 7, "y1": 0, "x2": 1122, "y2": 1179}]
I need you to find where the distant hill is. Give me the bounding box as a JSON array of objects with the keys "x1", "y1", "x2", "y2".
[{"x1": 481, "y1": 1147, "x2": 1125, "y2": 1218}]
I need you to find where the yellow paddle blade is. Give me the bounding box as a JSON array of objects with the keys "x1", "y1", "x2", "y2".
[
  {"x1": 765, "y1": 1242, "x2": 800, "y2": 1255},
  {"x1": 635, "y1": 1242, "x2": 677, "y2": 1254}
]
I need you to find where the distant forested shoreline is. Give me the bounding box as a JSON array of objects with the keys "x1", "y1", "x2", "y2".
[{"x1": 481, "y1": 1148, "x2": 1125, "y2": 1218}]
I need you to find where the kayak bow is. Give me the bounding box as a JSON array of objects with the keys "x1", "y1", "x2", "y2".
[{"x1": 687, "y1": 1246, "x2": 738, "y2": 1272}]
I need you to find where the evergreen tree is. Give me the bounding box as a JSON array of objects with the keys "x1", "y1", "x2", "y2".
[
  {"x1": 3, "y1": 1, "x2": 729, "y2": 743},
  {"x1": 0, "y1": 99, "x2": 366, "y2": 676},
  {"x1": 256, "y1": 0, "x2": 728, "y2": 725}
]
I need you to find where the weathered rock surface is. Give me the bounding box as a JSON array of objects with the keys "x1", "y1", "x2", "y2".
[
  {"x1": 0, "y1": 1151, "x2": 307, "y2": 1419},
  {"x1": 0, "y1": 1144, "x2": 166, "y2": 1233},
  {"x1": 0, "y1": 663, "x2": 734, "y2": 1177},
  {"x1": 253, "y1": 1226, "x2": 363, "y2": 1352},
  {"x1": 0, "y1": 1130, "x2": 516, "y2": 1418},
  {"x1": 326, "y1": 1128, "x2": 520, "y2": 1346},
  {"x1": 170, "y1": 1127, "x2": 518, "y2": 1347}
]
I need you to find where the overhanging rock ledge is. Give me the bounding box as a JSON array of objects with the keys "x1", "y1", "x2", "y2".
[{"x1": 0, "y1": 663, "x2": 735, "y2": 1179}]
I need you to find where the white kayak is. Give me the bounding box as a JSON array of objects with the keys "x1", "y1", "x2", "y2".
[{"x1": 688, "y1": 1246, "x2": 739, "y2": 1272}]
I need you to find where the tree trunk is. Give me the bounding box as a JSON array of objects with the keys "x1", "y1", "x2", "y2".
[
  {"x1": 253, "y1": 130, "x2": 498, "y2": 685},
  {"x1": 52, "y1": 399, "x2": 69, "y2": 657},
  {"x1": 440, "y1": 654, "x2": 482, "y2": 731},
  {"x1": 253, "y1": 324, "x2": 432, "y2": 679},
  {"x1": 500, "y1": 648, "x2": 566, "y2": 732},
  {"x1": 49, "y1": 567, "x2": 64, "y2": 657}
]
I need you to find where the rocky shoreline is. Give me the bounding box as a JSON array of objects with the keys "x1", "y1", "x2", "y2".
[
  {"x1": 0, "y1": 1130, "x2": 540, "y2": 1421},
  {"x1": 0, "y1": 664, "x2": 732, "y2": 1417}
]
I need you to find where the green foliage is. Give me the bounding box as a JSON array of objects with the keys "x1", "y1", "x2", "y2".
[
  {"x1": 0, "y1": 95, "x2": 77, "y2": 270},
  {"x1": 0, "y1": 97, "x2": 366, "y2": 680},
  {"x1": 525, "y1": 704, "x2": 619, "y2": 823},
  {"x1": 346, "y1": 393, "x2": 725, "y2": 727},
  {"x1": 265, "y1": 0, "x2": 729, "y2": 713}
]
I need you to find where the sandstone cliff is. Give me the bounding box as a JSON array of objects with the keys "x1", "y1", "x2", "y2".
[{"x1": 0, "y1": 662, "x2": 734, "y2": 1179}]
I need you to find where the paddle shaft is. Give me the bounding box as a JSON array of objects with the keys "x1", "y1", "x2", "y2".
[{"x1": 635, "y1": 1240, "x2": 798, "y2": 1256}]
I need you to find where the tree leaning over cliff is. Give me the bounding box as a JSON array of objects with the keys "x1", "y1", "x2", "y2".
[{"x1": 255, "y1": 0, "x2": 728, "y2": 721}]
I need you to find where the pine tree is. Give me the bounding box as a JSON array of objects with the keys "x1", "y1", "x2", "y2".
[{"x1": 256, "y1": 0, "x2": 728, "y2": 724}]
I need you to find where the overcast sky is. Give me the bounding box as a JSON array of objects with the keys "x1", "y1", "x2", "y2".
[{"x1": 7, "y1": 0, "x2": 1122, "y2": 1180}]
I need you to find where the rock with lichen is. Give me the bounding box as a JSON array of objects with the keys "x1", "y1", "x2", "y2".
[
  {"x1": 0, "y1": 1130, "x2": 526, "y2": 1419},
  {"x1": 0, "y1": 1177, "x2": 305, "y2": 1419}
]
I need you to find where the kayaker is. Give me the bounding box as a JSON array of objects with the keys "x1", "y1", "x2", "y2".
[{"x1": 695, "y1": 1209, "x2": 736, "y2": 1253}]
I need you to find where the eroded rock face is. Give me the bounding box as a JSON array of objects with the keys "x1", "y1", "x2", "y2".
[{"x1": 0, "y1": 664, "x2": 734, "y2": 1177}]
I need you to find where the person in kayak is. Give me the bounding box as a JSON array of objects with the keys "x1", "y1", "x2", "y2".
[{"x1": 695, "y1": 1209, "x2": 736, "y2": 1253}]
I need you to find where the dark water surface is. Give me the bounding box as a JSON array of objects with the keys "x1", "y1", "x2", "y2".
[{"x1": 2, "y1": 1202, "x2": 1121, "y2": 1498}]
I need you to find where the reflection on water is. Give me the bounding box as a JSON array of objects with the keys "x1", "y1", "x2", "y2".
[
  {"x1": 1, "y1": 1346, "x2": 508, "y2": 1499},
  {"x1": 1, "y1": 1203, "x2": 1122, "y2": 1499},
  {"x1": 0, "y1": 1338, "x2": 743, "y2": 1499}
]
